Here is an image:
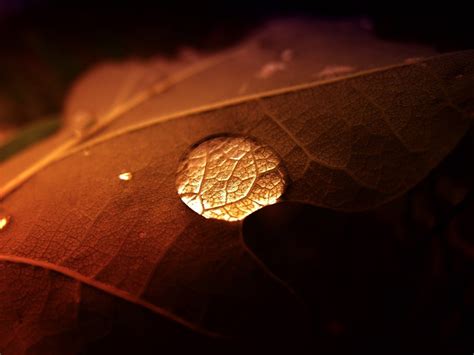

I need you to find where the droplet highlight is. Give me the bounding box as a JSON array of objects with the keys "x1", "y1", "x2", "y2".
[
  {"x1": 176, "y1": 136, "x2": 287, "y2": 221},
  {"x1": 118, "y1": 172, "x2": 133, "y2": 181},
  {"x1": 0, "y1": 214, "x2": 11, "y2": 231}
]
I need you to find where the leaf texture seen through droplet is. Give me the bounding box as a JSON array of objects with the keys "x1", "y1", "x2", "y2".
[
  {"x1": 176, "y1": 136, "x2": 287, "y2": 221},
  {"x1": 0, "y1": 19, "x2": 473, "y2": 354}
]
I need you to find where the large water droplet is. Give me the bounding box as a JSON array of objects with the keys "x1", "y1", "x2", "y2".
[{"x1": 176, "y1": 136, "x2": 287, "y2": 221}]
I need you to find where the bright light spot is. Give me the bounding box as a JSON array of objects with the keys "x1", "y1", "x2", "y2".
[
  {"x1": 119, "y1": 172, "x2": 133, "y2": 181},
  {"x1": 0, "y1": 215, "x2": 11, "y2": 231}
]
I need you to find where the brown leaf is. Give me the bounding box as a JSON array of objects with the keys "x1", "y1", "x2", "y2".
[
  {"x1": 0, "y1": 19, "x2": 473, "y2": 353},
  {"x1": 64, "y1": 19, "x2": 437, "y2": 139}
]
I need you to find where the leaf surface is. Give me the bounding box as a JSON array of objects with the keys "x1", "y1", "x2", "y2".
[
  {"x1": 0, "y1": 19, "x2": 437, "y2": 189},
  {"x1": 65, "y1": 19, "x2": 437, "y2": 139}
]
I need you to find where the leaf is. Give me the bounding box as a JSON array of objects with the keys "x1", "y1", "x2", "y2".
[
  {"x1": 64, "y1": 19, "x2": 437, "y2": 140},
  {"x1": 0, "y1": 18, "x2": 438, "y2": 193},
  {"x1": 0, "y1": 19, "x2": 473, "y2": 353}
]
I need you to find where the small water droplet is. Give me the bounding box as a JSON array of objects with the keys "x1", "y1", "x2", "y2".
[
  {"x1": 0, "y1": 213, "x2": 11, "y2": 231},
  {"x1": 118, "y1": 172, "x2": 133, "y2": 181},
  {"x1": 83, "y1": 149, "x2": 91, "y2": 157},
  {"x1": 139, "y1": 232, "x2": 147, "y2": 238}
]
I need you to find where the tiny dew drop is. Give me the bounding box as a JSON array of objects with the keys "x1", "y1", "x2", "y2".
[
  {"x1": 0, "y1": 213, "x2": 11, "y2": 231},
  {"x1": 118, "y1": 172, "x2": 133, "y2": 181},
  {"x1": 176, "y1": 135, "x2": 287, "y2": 222}
]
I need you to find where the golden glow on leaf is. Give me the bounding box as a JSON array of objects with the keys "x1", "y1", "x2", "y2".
[
  {"x1": 118, "y1": 172, "x2": 133, "y2": 181},
  {"x1": 176, "y1": 136, "x2": 287, "y2": 221},
  {"x1": 0, "y1": 215, "x2": 10, "y2": 231}
]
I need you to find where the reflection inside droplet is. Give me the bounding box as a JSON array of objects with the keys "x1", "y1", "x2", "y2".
[
  {"x1": 176, "y1": 136, "x2": 287, "y2": 222},
  {"x1": 0, "y1": 214, "x2": 11, "y2": 231},
  {"x1": 119, "y1": 172, "x2": 133, "y2": 181}
]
